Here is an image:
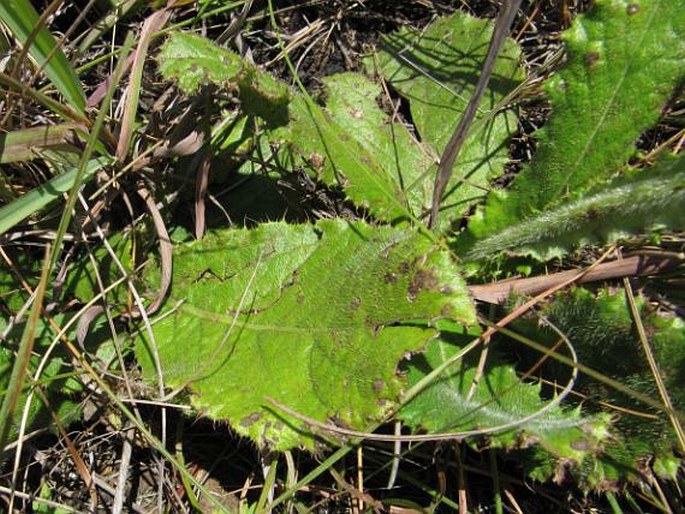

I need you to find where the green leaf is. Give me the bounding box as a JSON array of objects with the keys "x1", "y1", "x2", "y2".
[
  {"x1": 158, "y1": 31, "x2": 243, "y2": 93},
  {"x1": 0, "y1": 0, "x2": 85, "y2": 111},
  {"x1": 272, "y1": 73, "x2": 434, "y2": 223},
  {"x1": 522, "y1": 288, "x2": 685, "y2": 487},
  {"x1": 400, "y1": 333, "x2": 607, "y2": 467},
  {"x1": 464, "y1": 153, "x2": 685, "y2": 260},
  {"x1": 368, "y1": 10, "x2": 523, "y2": 225},
  {"x1": 158, "y1": 31, "x2": 290, "y2": 127},
  {"x1": 236, "y1": 66, "x2": 291, "y2": 127},
  {"x1": 157, "y1": 33, "x2": 415, "y2": 222},
  {"x1": 135, "y1": 220, "x2": 476, "y2": 449},
  {"x1": 463, "y1": 0, "x2": 685, "y2": 248},
  {"x1": 158, "y1": 17, "x2": 523, "y2": 227}
]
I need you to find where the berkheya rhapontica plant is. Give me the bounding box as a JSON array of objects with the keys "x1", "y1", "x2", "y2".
[{"x1": 130, "y1": 0, "x2": 685, "y2": 488}]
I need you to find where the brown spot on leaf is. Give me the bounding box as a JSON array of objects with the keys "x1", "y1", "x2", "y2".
[
  {"x1": 373, "y1": 379, "x2": 384, "y2": 393},
  {"x1": 240, "y1": 412, "x2": 261, "y2": 428},
  {"x1": 408, "y1": 269, "x2": 439, "y2": 299},
  {"x1": 366, "y1": 319, "x2": 381, "y2": 336},
  {"x1": 384, "y1": 272, "x2": 398, "y2": 283},
  {"x1": 584, "y1": 51, "x2": 600, "y2": 68},
  {"x1": 350, "y1": 297, "x2": 361, "y2": 310},
  {"x1": 309, "y1": 152, "x2": 325, "y2": 170},
  {"x1": 571, "y1": 438, "x2": 592, "y2": 451},
  {"x1": 627, "y1": 3, "x2": 639, "y2": 14}
]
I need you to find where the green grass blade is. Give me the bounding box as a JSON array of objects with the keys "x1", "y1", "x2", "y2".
[
  {"x1": 0, "y1": 156, "x2": 111, "y2": 236},
  {"x1": 0, "y1": 0, "x2": 86, "y2": 111},
  {"x1": 0, "y1": 246, "x2": 51, "y2": 462}
]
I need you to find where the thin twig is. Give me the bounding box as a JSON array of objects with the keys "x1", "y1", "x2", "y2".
[{"x1": 468, "y1": 253, "x2": 682, "y2": 304}]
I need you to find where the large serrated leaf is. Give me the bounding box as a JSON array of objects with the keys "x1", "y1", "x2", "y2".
[
  {"x1": 463, "y1": 0, "x2": 685, "y2": 250},
  {"x1": 135, "y1": 221, "x2": 475, "y2": 449},
  {"x1": 157, "y1": 14, "x2": 523, "y2": 228},
  {"x1": 464, "y1": 154, "x2": 685, "y2": 260},
  {"x1": 369, "y1": 10, "x2": 523, "y2": 224},
  {"x1": 400, "y1": 334, "x2": 607, "y2": 468}
]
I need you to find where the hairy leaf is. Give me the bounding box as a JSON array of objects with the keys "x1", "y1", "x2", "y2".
[
  {"x1": 368, "y1": 10, "x2": 523, "y2": 225},
  {"x1": 400, "y1": 333, "x2": 607, "y2": 468},
  {"x1": 464, "y1": 154, "x2": 685, "y2": 260},
  {"x1": 136, "y1": 221, "x2": 475, "y2": 449},
  {"x1": 463, "y1": 0, "x2": 685, "y2": 249},
  {"x1": 517, "y1": 288, "x2": 685, "y2": 487},
  {"x1": 157, "y1": 31, "x2": 243, "y2": 92},
  {"x1": 157, "y1": 13, "x2": 523, "y2": 228}
]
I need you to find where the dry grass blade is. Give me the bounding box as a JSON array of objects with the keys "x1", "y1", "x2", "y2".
[
  {"x1": 194, "y1": 151, "x2": 211, "y2": 239},
  {"x1": 429, "y1": 0, "x2": 523, "y2": 228},
  {"x1": 493, "y1": 322, "x2": 685, "y2": 423},
  {"x1": 116, "y1": 9, "x2": 171, "y2": 162},
  {"x1": 620, "y1": 253, "x2": 685, "y2": 453},
  {"x1": 10, "y1": 386, "x2": 96, "y2": 511},
  {"x1": 135, "y1": 187, "x2": 172, "y2": 316},
  {"x1": 0, "y1": 123, "x2": 83, "y2": 163},
  {"x1": 0, "y1": 71, "x2": 88, "y2": 124}
]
